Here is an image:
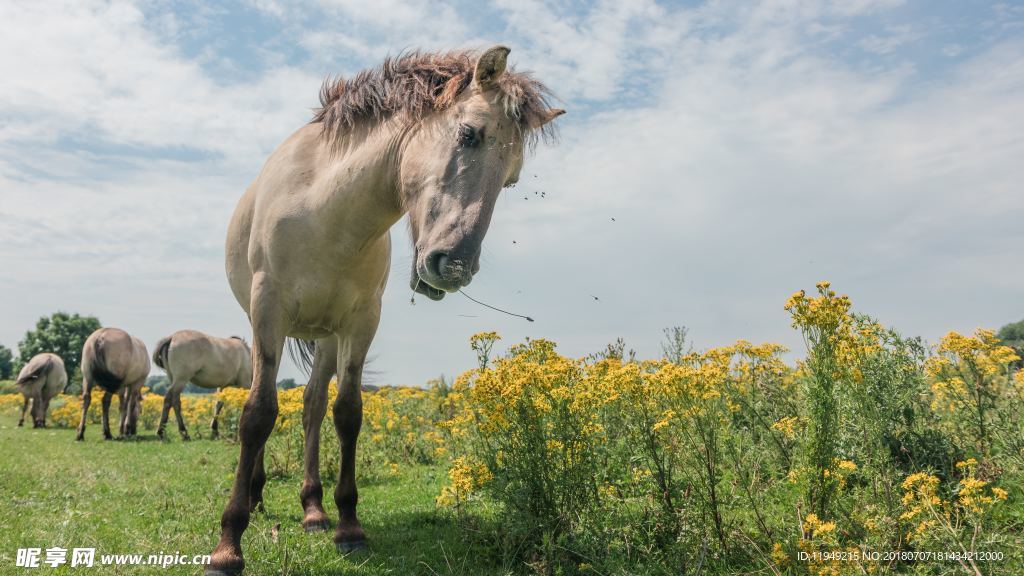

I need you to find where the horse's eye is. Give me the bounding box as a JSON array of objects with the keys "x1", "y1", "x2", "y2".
[{"x1": 458, "y1": 124, "x2": 481, "y2": 148}]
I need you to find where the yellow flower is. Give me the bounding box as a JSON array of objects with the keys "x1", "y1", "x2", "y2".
[
  {"x1": 771, "y1": 542, "x2": 788, "y2": 566},
  {"x1": 771, "y1": 416, "x2": 799, "y2": 439}
]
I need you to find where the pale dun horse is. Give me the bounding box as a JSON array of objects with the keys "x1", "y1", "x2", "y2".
[
  {"x1": 152, "y1": 330, "x2": 252, "y2": 440},
  {"x1": 206, "y1": 46, "x2": 563, "y2": 574},
  {"x1": 16, "y1": 352, "x2": 67, "y2": 428},
  {"x1": 75, "y1": 327, "x2": 150, "y2": 441}
]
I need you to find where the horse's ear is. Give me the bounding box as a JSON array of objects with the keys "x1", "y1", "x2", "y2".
[
  {"x1": 474, "y1": 45, "x2": 510, "y2": 91},
  {"x1": 530, "y1": 108, "x2": 566, "y2": 130}
]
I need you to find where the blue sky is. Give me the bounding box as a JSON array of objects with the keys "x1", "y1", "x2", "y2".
[{"x1": 1, "y1": 0, "x2": 1023, "y2": 384}]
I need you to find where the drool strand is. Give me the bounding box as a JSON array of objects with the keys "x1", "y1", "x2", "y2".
[{"x1": 459, "y1": 290, "x2": 534, "y2": 322}]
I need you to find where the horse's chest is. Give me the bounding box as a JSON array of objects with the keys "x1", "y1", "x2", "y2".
[{"x1": 282, "y1": 261, "x2": 387, "y2": 334}]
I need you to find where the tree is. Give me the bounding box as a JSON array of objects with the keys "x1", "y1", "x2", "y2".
[
  {"x1": 997, "y1": 319, "x2": 1024, "y2": 369},
  {"x1": 18, "y1": 312, "x2": 101, "y2": 388},
  {"x1": 146, "y1": 375, "x2": 170, "y2": 395},
  {"x1": 0, "y1": 344, "x2": 13, "y2": 380},
  {"x1": 277, "y1": 378, "x2": 299, "y2": 390},
  {"x1": 997, "y1": 319, "x2": 1024, "y2": 346}
]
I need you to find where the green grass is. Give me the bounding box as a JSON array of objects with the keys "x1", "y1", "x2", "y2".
[{"x1": 0, "y1": 415, "x2": 513, "y2": 575}]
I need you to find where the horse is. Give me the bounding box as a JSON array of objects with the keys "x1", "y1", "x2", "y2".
[
  {"x1": 75, "y1": 327, "x2": 151, "y2": 441},
  {"x1": 15, "y1": 352, "x2": 67, "y2": 428},
  {"x1": 152, "y1": 330, "x2": 252, "y2": 440},
  {"x1": 205, "y1": 46, "x2": 563, "y2": 575}
]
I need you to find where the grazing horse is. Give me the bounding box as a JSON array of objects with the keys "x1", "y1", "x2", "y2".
[
  {"x1": 152, "y1": 330, "x2": 252, "y2": 440},
  {"x1": 75, "y1": 327, "x2": 150, "y2": 441},
  {"x1": 206, "y1": 46, "x2": 563, "y2": 575},
  {"x1": 16, "y1": 353, "x2": 67, "y2": 428}
]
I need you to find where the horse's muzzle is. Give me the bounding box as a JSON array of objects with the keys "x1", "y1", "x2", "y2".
[{"x1": 415, "y1": 250, "x2": 474, "y2": 297}]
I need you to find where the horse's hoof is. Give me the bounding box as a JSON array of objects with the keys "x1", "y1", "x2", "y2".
[
  {"x1": 303, "y1": 519, "x2": 330, "y2": 533},
  {"x1": 206, "y1": 549, "x2": 244, "y2": 576},
  {"x1": 335, "y1": 540, "x2": 367, "y2": 554}
]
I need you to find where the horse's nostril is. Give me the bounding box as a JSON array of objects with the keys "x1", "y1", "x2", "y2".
[{"x1": 425, "y1": 251, "x2": 449, "y2": 278}]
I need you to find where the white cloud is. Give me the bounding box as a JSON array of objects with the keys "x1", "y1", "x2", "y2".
[
  {"x1": 859, "y1": 25, "x2": 919, "y2": 54},
  {"x1": 0, "y1": 0, "x2": 320, "y2": 167}
]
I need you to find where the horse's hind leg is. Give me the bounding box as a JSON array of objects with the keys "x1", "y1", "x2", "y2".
[
  {"x1": 210, "y1": 400, "x2": 224, "y2": 439},
  {"x1": 158, "y1": 374, "x2": 180, "y2": 439},
  {"x1": 124, "y1": 383, "x2": 143, "y2": 437},
  {"x1": 18, "y1": 395, "x2": 29, "y2": 427},
  {"x1": 173, "y1": 390, "x2": 191, "y2": 441},
  {"x1": 101, "y1": 390, "x2": 114, "y2": 440},
  {"x1": 31, "y1": 392, "x2": 45, "y2": 428},
  {"x1": 300, "y1": 337, "x2": 338, "y2": 532},
  {"x1": 75, "y1": 379, "x2": 93, "y2": 441},
  {"x1": 42, "y1": 397, "x2": 52, "y2": 428},
  {"x1": 119, "y1": 388, "x2": 134, "y2": 437},
  {"x1": 207, "y1": 280, "x2": 286, "y2": 576},
  {"x1": 158, "y1": 394, "x2": 172, "y2": 439},
  {"x1": 332, "y1": 310, "x2": 380, "y2": 553}
]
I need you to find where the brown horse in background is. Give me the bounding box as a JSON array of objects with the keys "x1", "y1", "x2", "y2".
[
  {"x1": 206, "y1": 46, "x2": 563, "y2": 575},
  {"x1": 75, "y1": 327, "x2": 150, "y2": 441}
]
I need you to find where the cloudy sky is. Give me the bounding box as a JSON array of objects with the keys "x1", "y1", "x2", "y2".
[{"x1": 1, "y1": 0, "x2": 1022, "y2": 385}]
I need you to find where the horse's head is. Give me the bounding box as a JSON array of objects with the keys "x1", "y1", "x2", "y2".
[{"x1": 402, "y1": 46, "x2": 563, "y2": 300}]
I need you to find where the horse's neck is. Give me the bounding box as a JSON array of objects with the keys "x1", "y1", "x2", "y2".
[{"x1": 311, "y1": 120, "x2": 407, "y2": 243}]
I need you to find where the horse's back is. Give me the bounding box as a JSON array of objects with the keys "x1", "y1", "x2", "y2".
[
  {"x1": 84, "y1": 328, "x2": 149, "y2": 389},
  {"x1": 17, "y1": 353, "x2": 66, "y2": 398},
  {"x1": 42, "y1": 353, "x2": 67, "y2": 398},
  {"x1": 168, "y1": 330, "x2": 249, "y2": 388}
]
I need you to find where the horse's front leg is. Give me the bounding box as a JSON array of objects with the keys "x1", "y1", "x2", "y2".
[
  {"x1": 333, "y1": 313, "x2": 379, "y2": 553},
  {"x1": 300, "y1": 337, "x2": 338, "y2": 532},
  {"x1": 250, "y1": 446, "x2": 267, "y2": 512},
  {"x1": 75, "y1": 379, "x2": 93, "y2": 441},
  {"x1": 101, "y1": 390, "x2": 114, "y2": 440},
  {"x1": 207, "y1": 279, "x2": 286, "y2": 576}
]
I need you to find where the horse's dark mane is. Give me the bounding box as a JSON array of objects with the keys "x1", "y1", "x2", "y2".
[{"x1": 311, "y1": 49, "x2": 557, "y2": 149}]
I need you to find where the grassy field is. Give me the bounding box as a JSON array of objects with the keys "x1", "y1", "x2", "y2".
[
  {"x1": 0, "y1": 414, "x2": 509, "y2": 576},
  {"x1": 4, "y1": 289, "x2": 1024, "y2": 576}
]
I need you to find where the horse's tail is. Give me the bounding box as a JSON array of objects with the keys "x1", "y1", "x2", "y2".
[
  {"x1": 16, "y1": 355, "x2": 52, "y2": 385},
  {"x1": 153, "y1": 336, "x2": 172, "y2": 370},
  {"x1": 87, "y1": 337, "x2": 123, "y2": 392},
  {"x1": 286, "y1": 338, "x2": 316, "y2": 376}
]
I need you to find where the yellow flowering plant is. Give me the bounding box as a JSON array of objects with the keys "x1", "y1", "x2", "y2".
[{"x1": 926, "y1": 329, "x2": 1021, "y2": 455}]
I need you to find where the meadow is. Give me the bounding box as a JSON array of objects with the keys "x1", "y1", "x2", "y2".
[{"x1": 1, "y1": 282, "x2": 1022, "y2": 575}]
